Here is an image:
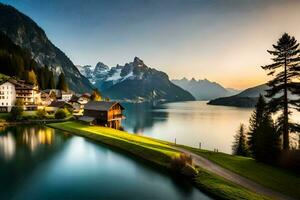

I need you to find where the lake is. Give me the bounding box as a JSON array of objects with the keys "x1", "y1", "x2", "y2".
[
  {"x1": 0, "y1": 126, "x2": 211, "y2": 200},
  {"x1": 122, "y1": 101, "x2": 300, "y2": 154}
]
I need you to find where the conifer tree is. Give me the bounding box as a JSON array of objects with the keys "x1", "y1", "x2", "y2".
[
  {"x1": 48, "y1": 71, "x2": 55, "y2": 89},
  {"x1": 255, "y1": 107, "x2": 280, "y2": 163},
  {"x1": 262, "y1": 33, "x2": 300, "y2": 150},
  {"x1": 56, "y1": 72, "x2": 68, "y2": 91},
  {"x1": 248, "y1": 95, "x2": 266, "y2": 156},
  {"x1": 90, "y1": 89, "x2": 102, "y2": 101},
  {"x1": 232, "y1": 124, "x2": 249, "y2": 156}
]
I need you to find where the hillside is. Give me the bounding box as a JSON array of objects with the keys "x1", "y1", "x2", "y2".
[
  {"x1": 208, "y1": 84, "x2": 268, "y2": 107},
  {"x1": 0, "y1": 3, "x2": 93, "y2": 92}
]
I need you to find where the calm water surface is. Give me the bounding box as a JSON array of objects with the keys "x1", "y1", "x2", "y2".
[
  {"x1": 0, "y1": 126, "x2": 211, "y2": 200},
  {"x1": 123, "y1": 101, "x2": 300, "y2": 154}
]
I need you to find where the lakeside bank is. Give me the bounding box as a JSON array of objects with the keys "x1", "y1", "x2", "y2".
[{"x1": 48, "y1": 121, "x2": 275, "y2": 200}]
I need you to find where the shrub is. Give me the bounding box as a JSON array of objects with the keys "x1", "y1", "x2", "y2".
[
  {"x1": 55, "y1": 108, "x2": 68, "y2": 119},
  {"x1": 170, "y1": 153, "x2": 195, "y2": 177},
  {"x1": 10, "y1": 106, "x2": 23, "y2": 120},
  {"x1": 36, "y1": 109, "x2": 47, "y2": 119}
]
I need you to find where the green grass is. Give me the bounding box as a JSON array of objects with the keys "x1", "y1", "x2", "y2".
[
  {"x1": 195, "y1": 167, "x2": 271, "y2": 200},
  {"x1": 183, "y1": 146, "x2": 300, "y2": 199},
  {"x1": 48, "y1": 121, "x2": 180, "y2": 167},
  {"x1": 22, "y1": 111, "x2": 37, "y2": 117}
]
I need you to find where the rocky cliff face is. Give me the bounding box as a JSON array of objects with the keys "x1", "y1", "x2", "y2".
[
  {"x1": 0, "y1": 3, "x2": 93, "y2": 92},
  {"x1": 78, "y1": 57, "x2": 195, "y2": 103}
]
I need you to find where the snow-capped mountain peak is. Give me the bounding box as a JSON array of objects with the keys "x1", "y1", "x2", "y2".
[{"x1": 77, "y1": 57, "x2": 195, "y2": 102}]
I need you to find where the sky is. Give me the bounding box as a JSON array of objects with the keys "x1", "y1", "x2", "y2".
[{"x1": 1, "y1": 0, "x2": 300, "y2": 89}]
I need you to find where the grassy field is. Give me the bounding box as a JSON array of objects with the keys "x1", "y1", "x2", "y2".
[
  {"x1": 183, "y1": 146, "x2": 300, "y2": 199},
  {"x1": 48, "y1": 121, "x2": 271, "y2": 200},
  {"x1": 48, "y1": 121, "x2": 179, "y2": 167},
  {"x1": 195, "y1": 167, "x2": 271, "y2": 200}
]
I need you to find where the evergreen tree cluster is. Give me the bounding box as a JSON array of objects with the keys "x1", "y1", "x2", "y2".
[
  {"x1": 233, "y1": 95, "x2": 281, "y2": 163},
  {"x1": 0, "y1": 31, "x2": 56, "y2": 89},
  {"x1": 247, "y1": 95, "x2": 281, "y2": 163}
]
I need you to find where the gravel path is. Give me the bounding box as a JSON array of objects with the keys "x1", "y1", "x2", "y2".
[{"x1": 175, "y1": 147, "x2": 294, "y2": 200}]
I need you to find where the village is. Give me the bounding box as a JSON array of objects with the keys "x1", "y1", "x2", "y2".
[{"x1": 0, "y1": 77, "x2": 125, "y2": 129}]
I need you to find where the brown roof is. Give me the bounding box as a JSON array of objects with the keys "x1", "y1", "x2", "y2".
[
  {"x1": 69, "y1": 95, "x2": 80, "y2": 102},
  {"x1": 84, "y1": 101, "x2": 124, "y2": 111},
  {"x1": 48, "y1": 101, "x2": 72, "y2": 108},
  {"x1": 81, "y1": 93, "x2": 91, "y2": 98}
]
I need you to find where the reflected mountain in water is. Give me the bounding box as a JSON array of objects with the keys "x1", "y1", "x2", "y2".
[{"x1": 122, "y1": 103, "x2": 169, "y2": 133}]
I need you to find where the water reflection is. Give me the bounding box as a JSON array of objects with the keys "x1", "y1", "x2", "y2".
[
  {"x1": 0, "y1": 126, "x2": 57, "y2": 160},
  {"x1": 0, "y1": 132, "x2": 15, "y2": 160},
  {"x1": 22, "y1": 127, "x2": 55, "y2": 151},
  {"x1": 123, "y1": 101, "x2": 300, "y2": 153},
  {"x1": 123, "y1": 103, "x2": 168, "y2": 133},
  {"x1": 0, "y1": 126, "x2": 211, "y2": 200}
]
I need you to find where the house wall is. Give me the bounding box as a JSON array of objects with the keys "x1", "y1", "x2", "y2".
[
  {"x1": 84, "y1": 109, "x2": 107, "y2": 120},
  {"x1": 0, "y1": 82, "x2": 16, "y2": 112},
  {"x1": 107, "y1": 104, "x2": 122, "y2": 121},
  {"x1": 62, "y1": 94, "x2": 73, "y2": 102},
  {"x1": 16, "y1": 85, "x2": 41, "y2": 106}
]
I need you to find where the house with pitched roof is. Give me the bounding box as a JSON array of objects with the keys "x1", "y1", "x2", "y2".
[{"x1": 79, "y1": 101, "x2": 124, "y2": 129}]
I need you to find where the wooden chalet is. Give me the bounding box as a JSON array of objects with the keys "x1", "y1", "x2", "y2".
[{"x1": 79, "y1": 101, "x2": 124, "y2": 129}]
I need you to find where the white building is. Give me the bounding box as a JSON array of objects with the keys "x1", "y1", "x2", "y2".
[
  {"x1": 14, "y1": 81, "x2": 41, "y2": 110},
  {"x1": 61, "y1": 91, "x2": 74, "y2": 102},
  {"x1": 0, "y1": 81, "x2": 16, "y2": 112}
]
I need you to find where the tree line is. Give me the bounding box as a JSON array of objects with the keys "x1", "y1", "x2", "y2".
[
  {"x1": 233, "y1": 33, "x2": 300, "y2": 165},
  {"x1": 0, "y1": 31, "x2": 68, "y2": 91}
]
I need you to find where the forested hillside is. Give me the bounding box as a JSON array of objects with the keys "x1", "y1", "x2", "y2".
[{"x1": 0, "y1": 31, "x2": 55, "y2": 89}]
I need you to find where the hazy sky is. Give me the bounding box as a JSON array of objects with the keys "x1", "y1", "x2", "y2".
[{"x1": 2, "y1": 0, "x2": 300, "y2": 89}]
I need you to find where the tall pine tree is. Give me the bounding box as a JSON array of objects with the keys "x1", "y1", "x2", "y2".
[{"x1": 262, "y1": 33, "x2": 300, "y2": 150}]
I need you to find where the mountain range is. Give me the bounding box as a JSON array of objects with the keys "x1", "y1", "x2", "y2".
[
  {"x1": 208, "y1": 84, "x2": 268, "y2": 107},
  {"x1": 0, "y1": 3, "x2": 93, "y2": 93},
  {"x1": 77, "y1": 57, "x2": 195, "y2": 103},
  {"x1": 172, "y1": 78, "x2": 239, "y2": 100}
]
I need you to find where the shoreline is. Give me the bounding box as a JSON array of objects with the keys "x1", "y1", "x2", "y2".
[{"x1": 47, "y1": 121, "x2": 272, "y2": 200}]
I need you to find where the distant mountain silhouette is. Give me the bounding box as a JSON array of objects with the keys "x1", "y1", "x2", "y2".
[
  {"x1": 208, "y1": 84, "x2": 268, "y2": 107},
  {"x1": 172, "y1": 78, "x2": 239, "y2": 100}
]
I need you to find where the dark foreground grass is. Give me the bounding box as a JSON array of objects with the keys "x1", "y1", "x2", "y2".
[
  {"x1": 48, "y1": 121, "x2": 273, "y2": 200},
  {"x1": 183, "y1": 146, "x2": 300, "y2": 199}
]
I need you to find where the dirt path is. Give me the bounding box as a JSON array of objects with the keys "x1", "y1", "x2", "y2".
[{"x1": 175, "y1": 147, "x2": 294, "y2": 200}]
